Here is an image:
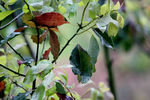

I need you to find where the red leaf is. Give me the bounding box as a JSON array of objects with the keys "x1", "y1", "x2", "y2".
[
  {"x1": 43, "y1": 48, "x2": 51, "y2": 59},
  {"x1": 35, "y1": 12, "x2": 69, "y2": 27},
  {"x1": 0, "y1": 81, "x2": 5, "y2": 98},
  {"x1": 49, "y1": 29, "x2": 60, "y2": 60},
  {"x1": 14, "y1": 26, "x2": 28, "y2": 32}
]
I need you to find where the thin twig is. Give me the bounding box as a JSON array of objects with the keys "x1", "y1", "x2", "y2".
[
  {"x1": 0, "y1": 12, "x2": 24, "y2": 30},
  {"x1": 12, "y1": 80, "x2": 28, "y2": 92},
  {"x1": 0, "y1": 64, "x2": 25, "y2": 77},
  {"x1": 7, "y1": 42, "x2": 32, "y2": 67},
  {"x1": 80, "y1": 1, "x2": 90, "y2": 26}
]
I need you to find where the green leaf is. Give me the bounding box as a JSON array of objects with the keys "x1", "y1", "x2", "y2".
[
  {"x1": 46, "y1": 85, "x2": 56, "y2": 96},
  {"x1": 88, "y1": 35, "x2": 99, "y2": 65},
  {"x1": 93, "y1": 28, "x2": 114, "y2": 48},
  {"x1": 56, "y1": 82, "x2": 66, "y2": 94},
  {"x1": 69, "y1": 44, "x2": 95, "y2": 83},
  {"x1": 117, "y1": 15, "x2": 124, "y2": 28},
  {"x1": 112, "y1": 1, "x2": 120, "y2": 10},
  {"x1": 11, "y1": 92, "x2": 30, "y2": 100},
  {"x1": 108, "y1": 22, "x2": 118, "y2": 37},
  {"x1": 31, "y1": 85, "x2": 45, "y2": 100},
  {"x1": 22, "y1": 4, "x2": 35, "y2": 13},
  {"x1": 96, "y1": 14, "x2": 118, "y2": 33},
  {"x1": 0, "y1": 9, "x2": 17, "y2": 21},
  {"x1": 89, "y1": 1, "x2": 100, "y2": 18},
  {"x1": 23, "y1": 69, "x2": 36, "y2": 84},
  {"x1": 0, "y1": 32, "x2": 22, "y2": 47},
  {"x1": 42, "y1": 71, "x2": 55, "y2": 88},
  {"x1": 31, "y1": 60, "x2": 53, "y2": 74},
  {"x1": 58, "y1": 5, "x2": 67, "y2": 14},
  {"x1": 100, "y1": 4, "x2": 109, "y2": 15}
]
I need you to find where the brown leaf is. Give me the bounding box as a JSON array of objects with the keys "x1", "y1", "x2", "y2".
[
  {"x1": 31, "y1": 30, "x2": 48, "y2": 44},
  {"x1": 49, "y1": 29, "x2": 60, "y2": 60},
  {"x1": 35, "y1": 12, "x2": 69, "y2": 27},
  {"x1": 43, "y1": 48, "x2": 51, "y2": 59}
]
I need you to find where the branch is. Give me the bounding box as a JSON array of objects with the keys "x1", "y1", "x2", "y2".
[
  {"x1": 103, "y1": 46, "x2": 117, "y2": 100},
  {"x1": 0, "y1": 64, "x2": 25, "y2": 77},
  {"x1": 0, "y1": 12, "x2": 24, "y2": 30}
]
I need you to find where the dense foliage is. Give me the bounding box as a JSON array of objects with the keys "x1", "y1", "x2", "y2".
[{"x1": 0, "y1": 0, "x2": 125, "y2": 100}]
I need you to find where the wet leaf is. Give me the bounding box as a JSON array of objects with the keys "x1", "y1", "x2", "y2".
[
  {"x1": 43, "y1": 47, "x2": 51, "y2": 59},
  {"x1": 49, "y1": 29, "x2": 60, "y2": 60},
  {"x1": 69, "y1": 44, "x2": 95, "y2": 83},
  {"x1": 35, "y1": 12, "x2": 69, "y2": 27}
]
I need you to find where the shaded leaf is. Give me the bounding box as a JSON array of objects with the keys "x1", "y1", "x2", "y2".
[
  {"x1": 69, "y1": 44, "x2": 94, "y2": 83},
  {"x1": 31, "y1": 30, "x2": 48, "y2": 44},
  {"x1": 35, "y1": 12, "x2": 69, "y2": 27},
  {"x1": 57, "y1": 93, "x2": 73, "y2": 100},
  {"x1": 11, "y1": 92, "x2": 30, "y2": 100},
  {"x1": 93, "y1": 28, "x2": 114, "y2": 48},
  {"x1": 0, "y1": 32, "x2": 22, "y2": 47},
  {"x1": 31, "y1": 85, "x2": 45, "y2": 100},
  {"x1": 56, "y1": 82, "x2": 66, "y2": 94},
  {"x1": 49, "y1": 29, "x2": 60, "y2": 60},
  {"x1": 88, "y1": 35, "x2": 99, "y2": 65},
  {"x1": 43, "y1": 47, "x2": 51, "y2": 59},
  {"x1": 0, "y1": 76, "x2": 6, "y2": 82}
]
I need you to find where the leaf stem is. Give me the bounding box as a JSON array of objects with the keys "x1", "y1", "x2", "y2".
[
  {"x1": 0, "y1": 64, "x2": 25, "y2": 77},
  {"x1": 103, "y1": 46, "x2": 117, "y2": 100},
  {"x1": 0, "y1": 12, "x2": 24, "y2": 30}
]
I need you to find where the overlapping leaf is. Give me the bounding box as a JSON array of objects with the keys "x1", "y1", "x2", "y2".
[
  {"x1": 70, "y1": 44, "x2": 95, "y2": 83},
  {"x1": 93, "y1": 28, "x2": 114, "y2": 48}
]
